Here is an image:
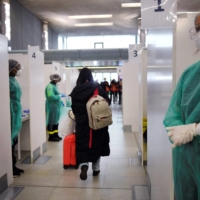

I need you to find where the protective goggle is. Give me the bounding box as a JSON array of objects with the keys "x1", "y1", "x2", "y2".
[{"x1": 189, "y1": 24, "x2": 200, "y2": 40}]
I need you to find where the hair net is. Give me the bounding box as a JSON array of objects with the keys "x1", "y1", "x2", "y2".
[
  {"x1": 50, "y1": 74, "x2": 61, "y2": 81},
  {"x1": 9, "y1": 59, "x2": 20, "y2": 73}
]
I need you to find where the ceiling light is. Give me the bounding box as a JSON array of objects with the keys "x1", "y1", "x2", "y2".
[
  {"x1": 177, "y1": 12, "x2": 200, "y2": 14},
  {"x1": 69, "y1": 15, "x2": 112, "y2": 19},
  {"x1": 74, "y1": 23, "x2": 113, "y2": 27},
  {"x1": 64, "y1": 66, "x2": 117, "y2": 69},
  {"x1": 121, "y1": 3, "x2": 141, "y2": 7}
]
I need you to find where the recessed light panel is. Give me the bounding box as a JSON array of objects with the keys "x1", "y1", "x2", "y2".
[
  {"x1": 69, "y1": 15, "x2": 112, "y2": 19},
  {"x1": 121, "y1": 3, "x2": 141, "y2": 7},
  {"x1": 74, "y1": 23, "x2": 113, "y2": 27}
]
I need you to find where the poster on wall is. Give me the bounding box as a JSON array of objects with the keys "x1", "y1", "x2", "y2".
[{"x1": 141, "y1": 0, "x2": 177, "y2": 29}]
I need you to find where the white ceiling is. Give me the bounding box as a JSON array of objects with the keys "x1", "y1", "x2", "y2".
[{"x1": 17, "y1": 0, "x2": 200, "y2": 37}]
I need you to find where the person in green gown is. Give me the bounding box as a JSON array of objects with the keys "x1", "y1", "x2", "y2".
[{"x1": 45, "y1": 74, "x2": 66, "y2": 141}]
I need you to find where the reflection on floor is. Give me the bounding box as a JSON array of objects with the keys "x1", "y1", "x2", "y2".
[{"x1": 10, "y1": 105, "x2": 148, "y2": 200}]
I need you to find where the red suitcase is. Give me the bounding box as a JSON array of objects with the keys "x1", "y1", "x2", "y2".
[{"x1": 63, "y1": 134, "x2": 78, "y2": 169}]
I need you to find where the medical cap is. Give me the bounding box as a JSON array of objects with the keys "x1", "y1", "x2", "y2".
[
  {"x1": 9, "y1": 59, "x2": 20, "y2": 73},
  {"x1": 50, "y1": 74, "x2": 61, "y2": 81}
]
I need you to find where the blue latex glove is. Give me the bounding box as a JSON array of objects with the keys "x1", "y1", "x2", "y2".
[
  {"x1": 61, "y1": 94, "x2": 66, "y2": 98},
  {"x1": 61, "y1": 101, "x2": 65, "y2": 106}
]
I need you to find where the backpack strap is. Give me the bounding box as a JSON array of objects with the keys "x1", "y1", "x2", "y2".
[
  {"x1": 94, "y1": 88, "x2": 99, "y2": 95},
  {"x1": 88, "y1": 87, "x2": 99, "y2": 148},
  {"x1": 89, "y1": 128, "x2": 92, "y2": 148}
]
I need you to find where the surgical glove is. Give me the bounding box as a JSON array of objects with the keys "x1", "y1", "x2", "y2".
[
  {"x1": 166, "y1": 124, "x2": 196, "y2": 147},
  {"x1": 60, "y1": 94, "x2": 66, "y2": 98}
]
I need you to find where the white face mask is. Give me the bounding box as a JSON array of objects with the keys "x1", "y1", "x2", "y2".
[
  {"x1": 56, "y1": 82, "x2": 60, "y2": 86},
  {"x1": 195, "y1": 38, "x2": 200, "y2": 51},
  {"x1": 16, "y1": 69, "x2": 22, "y2": 77}
]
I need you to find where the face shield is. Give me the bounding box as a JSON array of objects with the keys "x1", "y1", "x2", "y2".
[
  {"x1": 189, "y1": 24, "x2": 200, "y2": 40},
  {"x1": 189, "y1": 24, "x2": 200, "y2": 50}
]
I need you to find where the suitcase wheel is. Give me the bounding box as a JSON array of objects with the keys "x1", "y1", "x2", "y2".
[{"x1": 63, "y1": 165, "x2": 68, "y2": 169}]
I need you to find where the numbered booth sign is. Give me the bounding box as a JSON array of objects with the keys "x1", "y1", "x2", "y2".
[
  {"x1": 32, "y1": 52, "x2": 36, "y2": 59},
  {"x1": 129, "y1": 44, "x2": 142, "y2": 64},
  {"x1": 141, "y1": 0, "x2": 177, "y2": 29},
  {"x1": 52, "y1": 61, "x2": 61, "y2": 75}
]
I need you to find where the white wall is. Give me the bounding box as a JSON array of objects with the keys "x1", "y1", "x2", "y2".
[
  {"x1": 64, "y1": 68, "x2": 79, "y2": 95},
  {"x1": 146, "y1": 28, "x2": 174, "y2": 200},
  {"x1": 122, "y1": 62, "x2": 139, "y2": 132},
  {"x1": 44, "y1": 64, "x2": 52, "y2": 89},
  {"x1": 28, "y1": 46, "x2": 46, "y2": 160},
  {"x1": 0, "y1": 35, "x2": 12, "y2": 186},
  {"x1": 175, "y1": 14, "x2": 200, "y2": 84},
  {"x1": 142, "y1": 51, "x2": 147, "y2": 119}
]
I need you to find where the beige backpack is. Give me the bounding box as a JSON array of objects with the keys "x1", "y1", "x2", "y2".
[{"x1": 86, "y1": 88, "x2": 112, "y2": 130}]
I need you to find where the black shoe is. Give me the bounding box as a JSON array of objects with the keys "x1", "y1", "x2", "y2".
[
  {"x1": 15, "y1": 167, "x2": 24, "y2": 174},
  {"x1": 93, "y1": 170, "x2": 100, "y2": 176},
  {"x1": 80, "y1": 165, "x2": 88, "y2": 181},
  {"x1": 48, "y1": 135, "x2": 60, "y2": 142},
  {"x1": 55, "y1": 133, "x2": 62, "y2": 140},
  {"x1": 13, "y1": 169, "x2": 20, "y2": 178}
]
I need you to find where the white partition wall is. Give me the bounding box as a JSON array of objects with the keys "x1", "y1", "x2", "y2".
[
  {"x1": 44, "y1": 64, "x2": 52, "y2": 89},
  {"x1": 138, "y1": 50, "x2": 148, "y2": 164},
  {"x1": 146, "y1": 29, "x2": 174, "y2": 200},
  {"x1": 0, "y1": 35, "x2": 12, "y2": 190},
  {"x1": 64, "y1": 68, "x2": 79, "y2": 95},
  {"x1": 122, "y1": 62, "x2": 139, "y2": 133},
  {"x1": 28, "y1": 46, "x2": 46, "y2": 162}
]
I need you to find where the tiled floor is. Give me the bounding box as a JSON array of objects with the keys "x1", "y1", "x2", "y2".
[{"x1": 10, "y1": 105, "x2": 148, "y2": 200}]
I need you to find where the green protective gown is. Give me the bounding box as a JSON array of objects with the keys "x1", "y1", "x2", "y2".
[
  {"x1": 66, "y1": 97, "x2": 72, "y2": 107},
  {"x1": 9, "y1": 77, "x2": 22, "y2": 144},
  {"x1": 163, "y1": 60, "x2": 200, "y2": 200},
  {"x1": 45, "y1": 83, "x2": 63, "y2": 126}
]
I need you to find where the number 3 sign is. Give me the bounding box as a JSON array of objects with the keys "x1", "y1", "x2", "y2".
[
  {"x1": 141, "y1": 0, "x2": 177, "y2": 29},
  {"x1": 129, "y1": 44, "x2": 142, "y2": 64}
]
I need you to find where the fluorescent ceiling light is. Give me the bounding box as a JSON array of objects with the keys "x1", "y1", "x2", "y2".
[
  {"x1": 69, "y1": 15, "x2": 112, "y2": 19},
  {"x1": 121, "y1": 3, "x2": 141, "y2": 7},
  {"x1": 74, "y1": 23, "x2": 113, "y2": 27},
  {"x1": 177, "y1": 12, "x2": 200, "y2": 14},
  {"x1": 64, "y1": 66, "x2": 117, "y2": 69}
]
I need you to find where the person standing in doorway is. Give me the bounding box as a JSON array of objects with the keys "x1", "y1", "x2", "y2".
[
  {"x1": 45, "y1": 74, "x2": 66, "y2": 142},
  {"x1": 117, "y1": 78, "x2": 122, "y2": 105},
  {"x1": 9, "y1": 59, "x2": 24, "y2": 178},
  {"x1": 110, "y1": 79, "x2": 117, "y2": 104}
]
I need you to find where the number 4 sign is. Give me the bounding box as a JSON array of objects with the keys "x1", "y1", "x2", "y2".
[{"x1": 141, "y1": 0, "x2": 177, "y2": 29}]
